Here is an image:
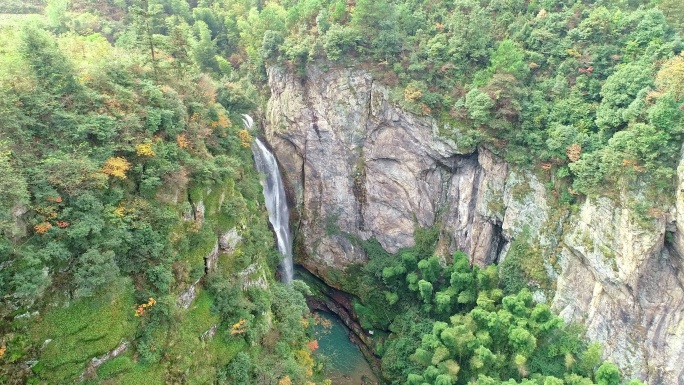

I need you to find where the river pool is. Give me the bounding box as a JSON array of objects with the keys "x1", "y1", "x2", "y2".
[{"x1": 312, "y1": 311, "x2": 378, "y2": 385}]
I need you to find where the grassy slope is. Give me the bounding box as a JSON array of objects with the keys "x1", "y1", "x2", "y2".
[{"x1": 28, "y1": 278, "x2": 137, "y2": 383}]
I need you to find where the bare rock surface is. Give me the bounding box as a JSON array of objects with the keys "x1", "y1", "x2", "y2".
[
  {"x1": 266, "y1": 65, "x2": 507, "y2": 272},
  {"x1": 219, "y1": 228, "x2": 242, "y2": 253},
  {"x1": 79, "y1": 340, "x2": 129, "y2": 381},
  {"x1": 554, "y1": 194, "x2": 684, "y2": 383}
]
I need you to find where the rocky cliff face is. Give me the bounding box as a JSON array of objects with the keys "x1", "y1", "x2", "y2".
[{"x1": 264, "y1": 64, "x2": 684, "y2": 385}]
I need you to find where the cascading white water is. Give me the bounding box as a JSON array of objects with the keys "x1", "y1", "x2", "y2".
[{"x1": 245, "y1": 115, "x2": 294, "y2": 283}]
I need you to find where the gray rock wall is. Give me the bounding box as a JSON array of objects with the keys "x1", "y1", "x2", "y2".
[
  {"x1": 266, "y1": 65, "x2": 507, "y2": 271},
  {"x1": 264, "y1": 64, "x2": 684, "y2": 384}
]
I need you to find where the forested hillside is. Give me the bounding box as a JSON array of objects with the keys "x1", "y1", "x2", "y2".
[
  {"x1": 1, "y1": 0, "x2": 683, "y2": 384},
  {"x1": 263, "y1": 0, "x2": 684, "y2": 202},
  {"x1": 0, "y1": 1, "x2": 314, "y2": 384}
]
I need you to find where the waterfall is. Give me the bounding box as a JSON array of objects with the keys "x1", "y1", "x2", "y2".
[{"x1": 246, "y1": 115, "x2": 294, "y2": 283}]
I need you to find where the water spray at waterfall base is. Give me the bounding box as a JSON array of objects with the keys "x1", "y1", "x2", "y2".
[{"x1": 246, "y1": 115, "x2": 294, "y2": 283}]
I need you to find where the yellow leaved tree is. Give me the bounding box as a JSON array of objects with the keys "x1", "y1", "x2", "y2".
[
  {"x1": 102, "y1": 157, "x2": 131, "y2": 179},
  {"x1": 237, "y1": 130, "x2": 252, "y2": 148},
  {"x1": 136, "y1": 143, "x2": 155, "y2": 157}
]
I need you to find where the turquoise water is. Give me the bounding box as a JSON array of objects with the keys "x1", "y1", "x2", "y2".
[{"x1": 312, "y1": 311, "x2": 378, "y2": 384}]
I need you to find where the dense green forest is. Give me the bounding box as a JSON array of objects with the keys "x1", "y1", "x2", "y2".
[
  {"x1": 1, "y1": 0, "x2": 682, "y2": 384},
  {"x1": 328, "y1": 233, "x2": 645, "y2": 385}
]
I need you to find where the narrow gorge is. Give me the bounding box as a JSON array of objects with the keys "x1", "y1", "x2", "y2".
[{"x1": 261, "y1": 64, "x2": 684, "y2": 385}]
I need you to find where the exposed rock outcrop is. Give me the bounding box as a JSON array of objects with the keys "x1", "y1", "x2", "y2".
[
  {"x1": 204, "y1": 241, "x2": 220, "y2": 273},
  {"x1": 10, "y1": 203, "x2": 28, "y2": 239},
  {"x1": 219, "y1": 228, "x2": 242, "y2": 253},
  {"x1": 264, "y1": 64, "x2": 684, "y2": 384},
  {"x1": 266, "y1": 65, "x2": 507, "y2": 273},
  {"x1": 177, "y1": 241, "x2": 219, "y2": 309},
  {"x1": 176, "y1": 281, "x2": 199, "y2": 309},
  {"x1": 79, "y1": 340, "x2": 129, "y2": 381},
  {"x1": 239, "y1": 263, "x2": 269, "y2": 290},
  {"x1": 200, "y1": 324, "x2": 218, "y2": 341},
  {"x1": 554, "y1": 194, "x2": 684, "y2": 382}
]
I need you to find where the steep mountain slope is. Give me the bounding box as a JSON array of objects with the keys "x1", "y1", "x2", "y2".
[{"x1": 0, "y1": 9, "x2": 314, "y2": 384}]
